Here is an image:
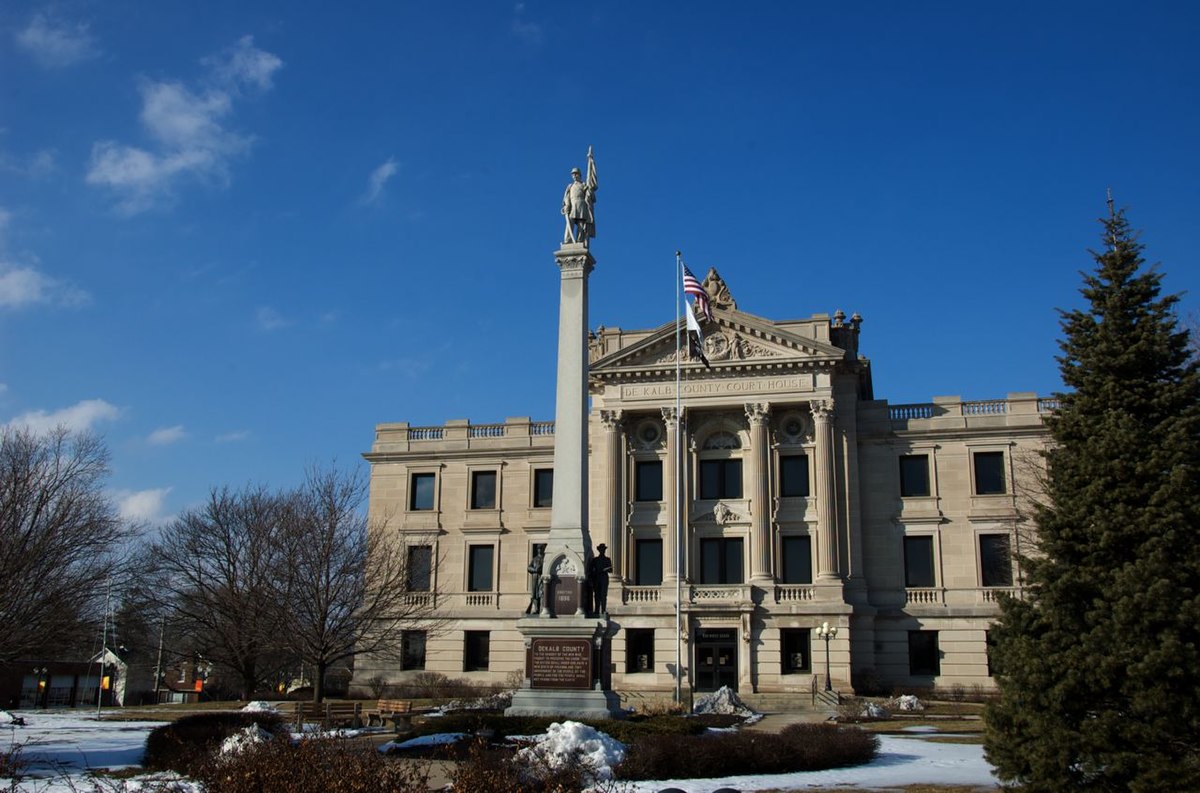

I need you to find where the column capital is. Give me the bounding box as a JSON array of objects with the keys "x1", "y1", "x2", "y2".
[
  {"x1": 744, "y1": 402, "x2": 770, "y2": 426},
  {"x1": 810, "y1": 399, "x2": 835, "y2": 423},
  {"x1": 553, "y1": 245, "x2": 595, "y2": 278},
  {"x1": 660, "y1": 406, "x2": 683, "y2": 428},
  {"x1": 599, "y1": 409, "x2": 624, "y2": 431}
]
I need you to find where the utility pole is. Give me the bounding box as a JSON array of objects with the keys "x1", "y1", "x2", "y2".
[{"x1": 153, "y1": 614, "x2": 165, "y2": 705}]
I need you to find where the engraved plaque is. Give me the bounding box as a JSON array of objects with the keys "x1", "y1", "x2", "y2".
[
  {"x1": 548, "y1": 576, "x2": 581, "y2": 616},
  {"x1": 530, "y1": 637, "x2": 592, "y2": 689}
]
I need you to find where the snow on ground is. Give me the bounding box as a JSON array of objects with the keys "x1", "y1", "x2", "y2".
[
  {"x1": 516, "y1": 721, "x2": 626, "y2": 783},
  {"x1": 619, "y1": 734, "x2": 998, "y2": 792},
  {"x1": 0, "y1": 710, "x2": 180, "y2": 791},
  {"x1": 2, "y1": 709, "x2": 999, "y2": 792}
]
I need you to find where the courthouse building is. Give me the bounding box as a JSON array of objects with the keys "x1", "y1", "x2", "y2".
[{"x1": 358, "y1": 269, "x2": 1051, "y2": 700}]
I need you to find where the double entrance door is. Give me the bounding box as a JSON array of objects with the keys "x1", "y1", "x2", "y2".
[{"x1": 694, "y1": 628, "x2": 738, "y2": 692}]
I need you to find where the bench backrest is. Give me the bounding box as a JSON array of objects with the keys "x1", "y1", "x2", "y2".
[{"x1": 376, "y1": 699, "x2": 412, "y2": 713}]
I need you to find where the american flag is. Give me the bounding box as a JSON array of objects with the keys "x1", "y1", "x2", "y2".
[{"x1": 682, "y1": 264, "x2": 713, "y2": 322}]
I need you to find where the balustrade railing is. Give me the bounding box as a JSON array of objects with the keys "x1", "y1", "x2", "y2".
[
  {"x1": 1037, "y1": 398, "x2": 1060, "y2": 412},
  {"x1": 690, "y1": 584, "x2": 751, "y2": 602},
  {"x1": 775, "y1": 585, "x2": 816, "y2": 602},
  {"x1": 468, "y1": 424, "x2": 505, "y2": 438},
  {"x1": 982, "y1": 587, "x2": 1018, "y2": 602},
  {"x1": 905, "y1": 587, "x2": 943, "y2": 605},
  {"x1": 963, "y1": 400, "x2": 1007, "y2": 415},
  {"x1": 408, "y1": 427, "x2": 444, "y2": 440},
  {"x1": 531, "y1": 422, "x2": 555, "y2": 435},
  {"x1": 464, "y1": 592, "x2": 496, "y2": 608},
  {"x1": 400, "y1": 592, "x2": 435, "y2": 607},
  {"x1": 622, "y1": 586, "x2": 661, "y2": 604},
  {"x1": 889, "y1": 404, "x2": 936, "y2": 420}
]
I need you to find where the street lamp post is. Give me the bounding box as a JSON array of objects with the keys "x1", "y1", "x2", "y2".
[{"x1": 817, "y1": 621, "x2": 838, "y2": 692}]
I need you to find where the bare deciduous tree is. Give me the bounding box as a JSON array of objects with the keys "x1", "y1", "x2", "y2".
[
  {"x1": 0, "y1": 427, "x2": 129, "y2": 663},
  {"x1": 150, "y1": 485, "x2": 290, "y2": 700},
  {"x1": 279, "y1": 465, "x2": 442, "y2": 703}
]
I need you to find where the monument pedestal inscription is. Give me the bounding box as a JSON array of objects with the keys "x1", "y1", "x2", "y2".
[{"x1": 506, "y1": 148, "x2": 621, "y2": 720}]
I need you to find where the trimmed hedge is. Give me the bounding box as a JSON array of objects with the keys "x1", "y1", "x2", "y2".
[
  {"x1": 143, "y1": 711, "x2": 285, "y2": 774},
  {"x1": 614, "y1": 723, "x2": 879, "y2": 781},
  {"x1": 193, "y1": 735, "x2": 429, "y2": 793}
]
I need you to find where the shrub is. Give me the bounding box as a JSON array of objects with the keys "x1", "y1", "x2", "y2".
[
  {"x1": 143, "y1": 711, "x2": 285, "y2": 774},
  {"x1": 614, "y1": 723, "x2": 878, "y2": 781},
  {"x1": 448, "y1": 737, "x2": 621, "y2": 793},
  {"x1": 193, "y1": 736, "x2": 429, "y2": 793},
  {"x1": 0, "y1": 743, "x2": 25, "y2": 780}
]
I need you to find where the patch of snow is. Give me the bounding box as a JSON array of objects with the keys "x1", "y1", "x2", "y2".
[
  {"x1": 219, "y1": 724, "x2": 272, "y2": 755},
  {"x1": 379, "y1": 732, "x2": 470, "y2": 753},
  {"x1": 0, "y1": 709, "x2": 25, "y2": 725},
  {"x1": 691, "y1": 686, "x2": 758, "y2": 718},
  {"x1": 860, "y1": 702, "x2": 888, "y2": 719},
  {"x1": 619, "y1": 734, "x2": 998, "y2": 792},
  {"x1": 441, "y1": 689, "x2": 513, "y2": 712},
  {"x1": 239, "y1": 700, "x2": 279, "y2": 713},
  {"x1": 890, "y1": 694, "x2": 925, "y2": 712},
  {"x1": 516, "y1": 720, "x2": 626, "y2": 783}
]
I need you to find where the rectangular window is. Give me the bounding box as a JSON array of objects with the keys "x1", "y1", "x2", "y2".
[
  {"x1": 406, "y1": 545, "x2": 432, "y2": 591},
  {"x1": 699, "y1": 537, "x2": 744, "y2": 584},
  {"x1": 781, "y1": 628, "x2": 811, "y2": 674},
  {"x1": 908, "y1": 630, "x2": 940, "y2": 676},
  {"x1": 973, "y1": 452, "x2": 1007, "y2": 495},
  {"x1": 533, "y1": 468, "x2": 554, "y2": 508},
  {"x1": 979, "y1": 534, "x2": 1014, "y2": 587},
  {"x1": 635, "y1": 460, "x2": 663, "y2": 502},
  {"x1": 625, "y1": 629, "x2": 654, "y2": 673},
  {"x1": 467, "y1": 545, "x2": 494, "y2": 592},
  {"x1": 635, "y1": 539, "x2": 663, "y2": 586},
  {"x1": 779, "y1": 454, "x2": 810, "y2": 497},
  {"x1": 402, "y1": 630, "x2": 426, "y2": 670},
  {"x1": 464, "y1": 631, "x2": 490, "y2": 671},
  {"x1": 470, "y1": 470, "x2": 497, "y2": 510},
  {"x1": 899, "y1": 455, "x2": 930, "y2": 497},
  {"x1": 409, "y1": 473, "x2": 435, "y2": 511},
  {"x1": 700, "y1": 459, "x2": 743, "y2": 499},
  {"x1": 781, "y1": 536, "x2": 812, "y2": 584},
  {"x1": 904, "y1": 536, "x2": 936, "y2": 588}
]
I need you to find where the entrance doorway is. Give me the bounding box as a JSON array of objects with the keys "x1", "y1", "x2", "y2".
[{"x1": 694, "y1": 628, "x2": 738, "y2": 692}]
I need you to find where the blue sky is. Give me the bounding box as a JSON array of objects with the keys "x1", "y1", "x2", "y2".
[{"x1": 2, "y1": 2, "x2": 1198, "y2": 526}]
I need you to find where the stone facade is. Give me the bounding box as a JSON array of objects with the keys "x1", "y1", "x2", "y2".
[{"x1": 357, "y1": 280, "x2": 1050, "y2": 699}]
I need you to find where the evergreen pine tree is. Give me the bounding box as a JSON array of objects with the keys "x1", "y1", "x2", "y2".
[{"x1": 984, "y1": 205, "x2": 1200, "y2": 791}]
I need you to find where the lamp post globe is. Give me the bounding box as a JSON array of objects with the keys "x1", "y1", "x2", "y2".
[{"x1": 817, "y1": 622, "x2": 838, "y2": 692}]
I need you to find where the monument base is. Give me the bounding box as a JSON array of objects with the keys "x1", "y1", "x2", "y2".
[
  {"x1": 505, "y1": 615, "x2": 624, "y2": 720},
  {"x1": 506, "y1": 687, "x2": 623, "y2": 720}
]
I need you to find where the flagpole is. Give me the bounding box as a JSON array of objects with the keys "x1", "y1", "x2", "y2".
[{"x1": 673, "y1": 251, "x2": 684, "y2": 705}]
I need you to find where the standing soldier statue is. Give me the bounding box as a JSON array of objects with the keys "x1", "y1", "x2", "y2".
[
  {"x1": 526, "y1": 548, "x2": 545, "y2": 615},
  {"x1": 562, "y1": 146, "x2": 598, "y2": 246},
  {"x1": 588, "y1": 544, "x2": 613, "y2": 617}
]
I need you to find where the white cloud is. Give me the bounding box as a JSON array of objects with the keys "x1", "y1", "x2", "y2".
[
  {"x1": 86, "y1": 37, "x2": 281, "y2": 215},
  {"x1": 6, "y1": 399, "x2": 120, "y2": 434},
  {"x1": 256, "y1": 306, "x2": 289, "y2": 330},
  {"x1": 0, "y1": 263, "x2": 89, "y2": 309},
  {"x1": 202, "y1": 35, "x2": 283, "y2": 93},
  {"x1": 511, "y1": 3, "x2": 543, "y2": 45},
  {"x1": 115, "y1": 487, "x2": 173, "y2": 525},
  {"x1": 16, "y1": 13, "x2": 98, "y2": 69},
  {"x1": 147, "y1": 425, "x2": 187, "y2": 445},
  {"x1": 362, "y1": 157, "x2": 398, "y2": 205},
  {"x1": 215, "y1": 429, "x2": 250, "y2": 443}
]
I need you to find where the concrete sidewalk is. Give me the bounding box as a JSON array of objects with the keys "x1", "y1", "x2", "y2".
[{"x1": 742, "y1": 708, "x2": 836, "y2": 733}]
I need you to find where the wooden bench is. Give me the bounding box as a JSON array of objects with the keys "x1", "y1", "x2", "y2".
[
  {"x1": 366, "y1": 698, "x2": 416, "y2": 731},
  {"x1": 274, "y1": 700, "x2": 364, "y2": 729}
]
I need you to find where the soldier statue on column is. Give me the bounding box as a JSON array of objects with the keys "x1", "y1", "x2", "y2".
[{"x1": 562, "y1": 146, "x2": 598, "y2": 246}]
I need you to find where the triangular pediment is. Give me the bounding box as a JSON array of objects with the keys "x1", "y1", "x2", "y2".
[{"x1": 590, "y1": 308, "x2": 850, "y2": 383}]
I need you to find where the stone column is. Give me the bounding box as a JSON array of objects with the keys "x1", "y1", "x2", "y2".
[
  {"x1": 811, "y1": 399, "x2": 841, "y2": 580},
  {"x1": 661, "y1": 406, "x2": 681, "y2": 584},
  {"x1": 745, "y1": 402, "x2": 773, "y2": 583},
  {"x1": 547, "y1": 244, "x2": 594, "y2": 556},
  {"x1": 600, "y1": 409, "x2": 624, "y2": 578}
]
